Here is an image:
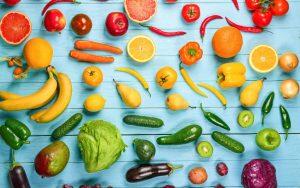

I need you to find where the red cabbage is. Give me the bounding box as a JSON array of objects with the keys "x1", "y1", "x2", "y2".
[{"x1": 241, "y1": 159, "x2": 277, "y2": 188}]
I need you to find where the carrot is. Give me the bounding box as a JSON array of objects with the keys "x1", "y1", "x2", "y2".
[
  {"x1": 69, "y1": 50, "x2": 114, "y2": 64},
  {"x1": 74, "y1": 40, "x2": 123, "y2": 54}
]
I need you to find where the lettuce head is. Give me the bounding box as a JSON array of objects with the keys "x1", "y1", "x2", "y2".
[{"x1": 77, "y1": 120, "x2": 126, "y2": 173}]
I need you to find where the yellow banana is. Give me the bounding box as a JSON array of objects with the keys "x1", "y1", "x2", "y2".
[
  {"x1": 30, "y1": 109, "x2": 47, "y2": 121},
  {"x1": 179, "y1": 63, "x2": 207, "y2": 98},
  {"x1": 0, "y1": 91, "x2": 22, "y2": 100},
  {"x1": 0, "y1": 72, "x2": 57, "y2": 111},
  {"x1": 198, "y1": 82, "x2": 227, "y2": 107},
  {"x1": 33, "y1": 73, "x2": 72, "y2": 123},
  {"x1": 115, "y1": 67, "x2": 151, "y2": 97}
]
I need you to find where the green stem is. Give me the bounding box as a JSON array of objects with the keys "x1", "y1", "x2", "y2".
[
  {"x1": 168, "y1": 163, "x2": 183, "y2": 174},
  {"x1": 285, "y1": 129, "x2": 289, "y2": 141},
  {"x1": 146, "y1": 89, "x2": 151, "y2": 98},
  {"x1": 262, "y1": 114, "x2": 265, "y2": 126}
]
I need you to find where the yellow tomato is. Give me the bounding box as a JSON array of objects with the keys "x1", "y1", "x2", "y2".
[
  {"x1": 82, "y1": 66, "x2": 103, "y2": 87},
  {"x1": 84, "y1": 94, "x2": 106, "y2": 112},
  {"x1": 155, "y1": 66, "x2": 177, "y2": 89}
]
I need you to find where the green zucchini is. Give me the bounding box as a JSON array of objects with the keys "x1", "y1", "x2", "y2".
[
  {"x1": 123, "y1": 115, "x2": 164, "y2": 128},
  {"x1": 157, "y1": 124, "x2": 202, "y2": 145},
  {"x1": 211, "y1": 131, "x2": 245, "y2": 153},
  {"x1": 51, "y1": 113, "x2": 83, "y2": 140},
  {"x1": 133, "y1": 138, "x2": 156, "y2": 162}
]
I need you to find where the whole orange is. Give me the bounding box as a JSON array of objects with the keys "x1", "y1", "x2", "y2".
[{"x1": 212, "y1": 26, "x2": 243, "y2": 58}]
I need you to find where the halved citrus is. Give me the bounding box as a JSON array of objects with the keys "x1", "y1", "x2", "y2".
[
  {"x1": 0, "y1": 11, "x2": 32, "y2": 45},
  {"x1": 124, "y1": 0, "x2": 157, "y2": 23},
  {"x1": 249, "y1": 45, "x2": 278, "y2": 73},
  {"x1": 127, "y1": 35, "x2": 156, "y2": 63}
]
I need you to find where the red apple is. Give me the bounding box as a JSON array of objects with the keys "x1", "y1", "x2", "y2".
[
  {"x1": 105, "y1": 12, "x2": 128, "y2": 36},
  {"x1": 3, "y1": 0, "x2": 21, "y2": 6},
  {"x1": 44, "y1": 9, "x2": 66, "y2": 33}
]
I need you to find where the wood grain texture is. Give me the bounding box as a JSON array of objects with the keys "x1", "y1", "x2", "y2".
[{"x1": 0, "y1": 0, "x2": 299, "y2": 187}]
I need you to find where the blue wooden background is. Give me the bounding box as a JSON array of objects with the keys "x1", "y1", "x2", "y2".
[{"x1": 0, "y1": 0, "x2": 300, "y2": 187}]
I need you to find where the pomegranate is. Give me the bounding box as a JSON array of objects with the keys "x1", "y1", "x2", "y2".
[
  {"x1": 105, "y1": 12, "x2": 128, "y2": 36},
  {"x1": 44, "y1": 9, "x2": 66, "y2": 33},
  {"x1": 3, "y1": 0, "x2": 21, "y2": 6}
]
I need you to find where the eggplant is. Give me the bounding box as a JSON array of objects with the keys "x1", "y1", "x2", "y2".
[
  {"x1": 126, "y1": 163, "x2": 182, "y2": 183},
  {"x1": 9, "y1": 164, "x2": 31, "y2": 188}
]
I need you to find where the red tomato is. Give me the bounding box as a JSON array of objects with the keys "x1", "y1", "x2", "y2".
[
  {"x1": 181, "y1": 4, "x2": 200, "y2": 23},
  {"x1": 245, "y1": 0, "x2": 261, "y2": 11},
  {"x1": 3, "y1": 0, "x2": 20, "y2": 6},
  {"x1": 252, "y1": 9, "x2": 273, "y2": 28},
  {"x1": 270, "y1": 0, "x2": 289, "y2": 16}
]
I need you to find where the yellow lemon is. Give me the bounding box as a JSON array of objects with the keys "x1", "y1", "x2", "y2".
[
  {"x1": 249, "y1": 45, "x2": 278, "y2": 73},
  {"x1": 127, "y1": 35, "x2": 156, "y2": 63},
  {"x1": 84, "y1": 94, "x2": 106, "y2": 112}
]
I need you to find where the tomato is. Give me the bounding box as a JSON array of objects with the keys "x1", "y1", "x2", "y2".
[
  {"x1": 156, "y1": 66, "x2": 178, "y2": 90},
  {"x1": 181, "y1": 4, "x2": 200, "y2": 23},
  {"x1": 252, "y1": 9, "x2": 273, "y2": 28},
  {"x1": 82, "y1": 66, "x2": 103, "y2": 87},
  {"x1": 71, "y1": 14, "x2": 92, "y2": 36},
  {"x1": 3, "y1": 0, "x2": 20, "y2": 6},
  {"x1": 245, "y1": 0, "x2": 261, "y2": 11},
  {"x1": 270, "y1": 0, "x2": 289, "y2": 16}
]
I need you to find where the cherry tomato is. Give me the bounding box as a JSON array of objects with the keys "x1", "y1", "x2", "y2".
[
  {"x1": 245, "y1": 0, "x2": 261, "y2": 11},
  {"x1": 252, "y1": 9, "x2": 273, "y2": 28},
  {"x1": 270, "y1": 0, "x2": 289, "y2": 16},
  {"x1": 181, "y1": 4, "x2": 200, "y2": 23},
  {"x1": 82, "y1": 66, "x2": 103, "y2": 87}
]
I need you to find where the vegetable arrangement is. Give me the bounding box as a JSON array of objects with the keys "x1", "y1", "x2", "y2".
[{"x1": 0, "y1": 0, "x2": 298, "y2": 187}]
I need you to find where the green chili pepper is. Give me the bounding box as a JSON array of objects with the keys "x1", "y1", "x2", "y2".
[
  {"x1": 279, "y1": 105, "x2": 291, "y2": 140},
  {"x1": 261, "y1": 92, "x2": 275, "y2": 125},
  {"x1": 200, "y1": 103, "x2": 230, "y2": 131},
  {"x1": 0, "y1": 118, "x2": 31, "y2": 150}
]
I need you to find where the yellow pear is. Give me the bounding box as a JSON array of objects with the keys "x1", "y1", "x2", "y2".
[
  {"x1": 240, "y1": 78, "x2": 265, "y2": 107},
  {"x1": 166, "y1": 93, "x2": 189, "y2": 111},
  {"x1": 114, "y1": 80, "x2": 141, "y2": 108}
]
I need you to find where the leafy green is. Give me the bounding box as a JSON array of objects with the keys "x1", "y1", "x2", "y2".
[{"x1": 77, "y1": 120, "x2": 126, "y2": 173}]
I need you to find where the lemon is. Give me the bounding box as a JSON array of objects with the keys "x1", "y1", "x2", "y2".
[
  {"x1": 249, "y1": 45, "x2": 278, "y2": 73},
  {"x1": 127, "y1": 35, "x2": 156, "y2": 63},
  {"x1": 84, "y1": 94, "x2": 106, "y2": 112}
]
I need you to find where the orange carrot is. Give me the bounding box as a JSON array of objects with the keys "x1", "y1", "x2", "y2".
[
  {"x1": 69, "y1": 50, "x2": 114, "y2": 64},
  {"x1": 74, "y1": 40, "x2": 123, "y2": 54}
]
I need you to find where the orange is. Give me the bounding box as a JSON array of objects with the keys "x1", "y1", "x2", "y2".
[
  {"x1": 249, "y1": 45, "x2": 278, "y2": 73},
  {"x1": 127, "y1": 35, "x2": 156, "y2": 63},
  {"x1": 212, "y1": 26, "x2": 243, "y2": 58}
]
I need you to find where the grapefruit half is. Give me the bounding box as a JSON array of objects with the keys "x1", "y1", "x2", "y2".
[
  {"x1": 124, "y1": 0, "x2": 157, "y2": 23},
  {"x1": 0, "y1": 11, "x2": 32, "y2": 45}
]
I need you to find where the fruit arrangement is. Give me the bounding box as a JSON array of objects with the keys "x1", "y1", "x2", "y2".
[{"x1": 0, "y1": 0, "x2": 298, "y2": 187}]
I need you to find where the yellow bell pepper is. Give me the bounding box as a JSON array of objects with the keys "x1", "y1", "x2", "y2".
[{"x1": 217, "y1": 63, "x2": 246, "y2": 89}]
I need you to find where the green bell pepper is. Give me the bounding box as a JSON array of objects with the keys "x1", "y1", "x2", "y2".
[{"x1": 0, "y1": 118, "x2": 31, "y2": 150}]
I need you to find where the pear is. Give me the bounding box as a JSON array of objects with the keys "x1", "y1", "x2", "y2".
[
  {"x1": 166, "y1": 93, "x2": 189, "y2": 111},
  {"x1": 240, "y1": 78, "x2": 266, "y2": 107},
  {"x1": 114, "y1": 79, "x2": 141, "y2": 108}
]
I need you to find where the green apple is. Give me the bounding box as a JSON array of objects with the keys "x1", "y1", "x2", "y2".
[{"x1": 256, "y1": 128, "x2": 281, "y2": 151}]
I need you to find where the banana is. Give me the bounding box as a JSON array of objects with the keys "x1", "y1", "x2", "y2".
[
  {"x1": 32, "y1": 73, "x2": 72, "y2": 123},
  {"x1": 0, "y1": 72, "x2": 57, "y2": 111},
  {"x1": 0, "y1": 91, "x2": 22, "y2": 100}
]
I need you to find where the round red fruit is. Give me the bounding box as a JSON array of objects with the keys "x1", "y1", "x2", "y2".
[
  {"x1": 105, "y1": 12, "x2": 129, "y2": 36},
  {"x1": 71, "y1": 14, "x2": 92, "y2": 36},
  {"x1": 245, "y1": 0, "x2": 261, "y2": 11},
  {"x1": 44, "y1": 9, "x2": 66, "y2": 33},
  {"x1": 270, "y1": 0, "x2": 289, "y2": 16},
  {"x1": 3, "y1": 0, "x2": 20, "y2": 6},
  {"x1": 181, "y1": 4, "x2": 200, "y2": 23},
  {"x1": 252, "y1": 9, "x2": 273, "y2": 28}
]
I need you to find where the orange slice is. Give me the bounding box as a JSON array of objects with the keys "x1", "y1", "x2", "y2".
[
  {"x1": 249, "y1": 45, "x2": 278, "y2": 73},
  {"x1": 127, "y1": 35, "x2": 156, "y2": 63}
]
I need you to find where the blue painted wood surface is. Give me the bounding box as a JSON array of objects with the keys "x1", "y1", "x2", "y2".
[{"x1": 0, "y1": 0, "x2": 300, "y2": 187}]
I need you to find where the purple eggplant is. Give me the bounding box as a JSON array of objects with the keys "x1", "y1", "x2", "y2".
[{"x1": 9, "y1": 164, "x2": 31, "y2": 188}]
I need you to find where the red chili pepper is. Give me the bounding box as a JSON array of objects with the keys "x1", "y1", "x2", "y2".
[
  {"x1": 225, "y1": 17, "x2": 263, "y2": 33},
  {"x1": 42, "y1": 0, "x2": 80, "y2": 16},
  {"x1": 141, "y1": 25, "x2": 186, "y2": 37},
  {"x1": 232, "y1": 0, "x2": 240, "y2": 10},
  {"x1": 200, "y1": 15, "x2": 223, "y2": 40}
]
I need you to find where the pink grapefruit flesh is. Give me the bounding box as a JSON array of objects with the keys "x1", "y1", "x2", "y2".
[
  {"x1": 124, "y1": 0, "x2": 157, "y2": 23},
  {"x1": 0, "y1": 11, "x2": 32, "y2": 45}
]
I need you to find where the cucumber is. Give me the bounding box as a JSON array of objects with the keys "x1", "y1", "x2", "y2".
[
  {"x1": 133, "y1": 138, "x2": 156, "y2": 162},
  {"x1": 51, "y1": 113, "x2": 83, "y2": 140},
  {"x1": 123, "y1": 115, "x2": 164, "y2": 128},
  {"x1": 157, "y1": 124, "x2": 202, "y2": 145},
  {"x1": 211, "y1": 131, "x2": 245, "y2": 153}
]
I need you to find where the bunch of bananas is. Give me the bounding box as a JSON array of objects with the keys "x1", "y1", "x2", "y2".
[{"x1": 0, "y1": 66, "x2": 72, "y2": 123}]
